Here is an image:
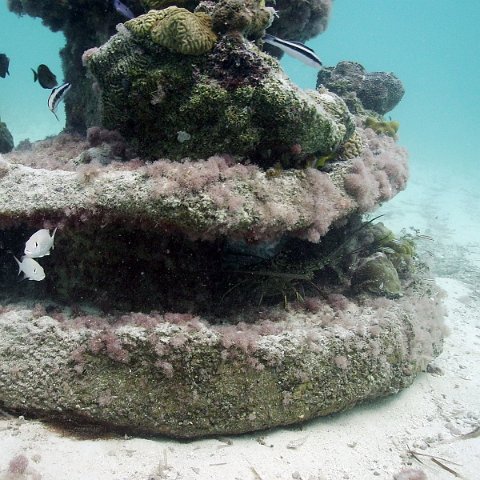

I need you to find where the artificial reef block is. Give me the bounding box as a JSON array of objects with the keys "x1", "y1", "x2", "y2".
[
  {"x1": 85, "y1": 25, "x2": 354, "y2": 164},
  {"x1": 0, "y1": 275, "x2": 446, "y2": 438},
  {"x1": 0, "y1": 122, "x2": 408, "y2": 244},
  {"x1": 125, "y1": 7, "x2": 217, "y2": 55}
]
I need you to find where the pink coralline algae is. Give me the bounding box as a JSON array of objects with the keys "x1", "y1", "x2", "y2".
[{"x1": 344, "y1": 127, "x2": 408, "y2": 212}]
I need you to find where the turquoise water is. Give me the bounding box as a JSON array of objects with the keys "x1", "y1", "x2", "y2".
[
  {"x1": 282, "y1": 0, "x2": 480, "y2": 181},
  {"x1": 0, "y1": 2, "x2": 65, "y2": 142}
]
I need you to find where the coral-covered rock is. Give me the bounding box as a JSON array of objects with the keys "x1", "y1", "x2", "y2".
[
  {"x1": 265, "y1": 0, "x2": 332, "y2": 43},
  {"x1": 317, "y1": 61, "x2": 405, "y2": 115},
  {"x1": 0, "y1": 123, "x2": 408, "y2": 245},
  {"x1": 0, "y1": 118, "x2": 14, "y2": 153},
  {"x1": 85, "y1": 26, "x2": 354, "y2": 165},
  {"x1": 6, "y1": 0, "x2": 332, "y2": 134}
]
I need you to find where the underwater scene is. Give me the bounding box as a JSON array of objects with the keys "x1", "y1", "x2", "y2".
[{"x1": 0, "y1": 0, "x2": 479, "y2": 478}]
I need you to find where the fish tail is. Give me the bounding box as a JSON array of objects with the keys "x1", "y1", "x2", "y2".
[
  {"x1": 51, "y1": 227, "x2": 58, "y2": 249},
  {"x1": 31, "y1": 68, "x2": 38, "y2": 82},
  {"x1": 12, "y1": 255, "x2": 21, "y2": 275}
]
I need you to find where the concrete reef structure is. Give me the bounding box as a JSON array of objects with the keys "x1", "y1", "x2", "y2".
[
  {"x1": 0, "y1": 125, "x2": 407, "y2": 243},
  {"x1": 0, "y1": 276, "x2": 445, "y2": 438},
  {"x1": 1, "y1": 0, "x2": 446, "y2": 438}
]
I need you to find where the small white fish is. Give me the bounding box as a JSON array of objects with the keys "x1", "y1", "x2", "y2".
[
  {"x1": 24, "y1": 227, "x2": 57, "y2": 258},
  {"x1": 48, "y1": 82, "x2": 71, "y2": 121},
  {"x1": 263, "y1": 34, "x2": 323, "y2": 69},
  {"x1": 14, "y1": 256, "x2": 46, "y2": 281},
  {"x1": 113, "y1": 0, "x2": 134, "y2": 19}
]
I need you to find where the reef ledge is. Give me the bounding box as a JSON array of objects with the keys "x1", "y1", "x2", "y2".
[{"x1": 0, "y1": 276, "x2": 445, "y2": 439}]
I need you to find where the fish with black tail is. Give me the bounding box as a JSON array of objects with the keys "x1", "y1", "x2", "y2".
[
  {"x1": 48, "y1": 82, "x2": 71, "y2": 121},
  {"x1": 32, "y1": 64, "x2": 58, "y2": 89},
  {"x1": 263, "y1": 34, "x2": 323, "y2": 69},
  {"x1": 0, "y1": 53, "x2": 10, "y2": 78}
]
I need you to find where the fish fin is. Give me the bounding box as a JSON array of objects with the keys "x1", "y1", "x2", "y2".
[
  {"x1": 51, "y1": 227, "x2": 58, "y2": 249},
  {"x1": 12, "y1": 255, "x2": 21, "y2": 275},
  {"x1": 32, "y1": 68, "x2": 38, "y2": 82},
  {"x1": 288, "y1": 40, "x2": 316, "y2": 54},
  {"x1": 52, "y1": 110, "x2": 60, "y2": 121}
]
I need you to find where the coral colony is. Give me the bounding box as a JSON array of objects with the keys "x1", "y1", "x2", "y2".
[{"x1": 0, "y1": 0, "x2": 446, "y2": 438}]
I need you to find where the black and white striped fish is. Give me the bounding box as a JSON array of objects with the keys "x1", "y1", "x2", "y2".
[
  {"x1": 263, "y1": 34, "x2": 323, "y2": 69},
  {"x1": 48, "y1": 82, "x2": 71, "y2": 121}
]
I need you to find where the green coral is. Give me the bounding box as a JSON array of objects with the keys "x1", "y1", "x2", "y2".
[
  {"x1": 176, "y1": 80, "x2": 261, "y2": 155},
  {"x1": 291, "y1": 89, "x2": 355, "y2": 168},
  {"x1": 365, "y1": 116, "x2": 400, "y2": 138},
  {"x1": 125, "y1": 7, "x2": 217, "y2": 55}
]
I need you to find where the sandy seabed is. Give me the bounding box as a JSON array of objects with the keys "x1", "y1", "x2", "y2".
[{"x1": 0, "y1": 166, "x2": 479, "y2": 480}]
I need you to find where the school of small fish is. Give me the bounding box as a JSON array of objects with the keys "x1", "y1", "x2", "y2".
[{"x1": 13, "y1": 228, "x2": 57, "y2": 281}]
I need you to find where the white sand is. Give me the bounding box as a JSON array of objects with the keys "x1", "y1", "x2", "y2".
[{"x1": 1, "y1": 173, "x2": 479, "y2": 480}]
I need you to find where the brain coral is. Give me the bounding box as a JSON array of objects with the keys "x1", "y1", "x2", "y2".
[{"x1": 125, "y1": 7, "x2": 217, "y2": 55}]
